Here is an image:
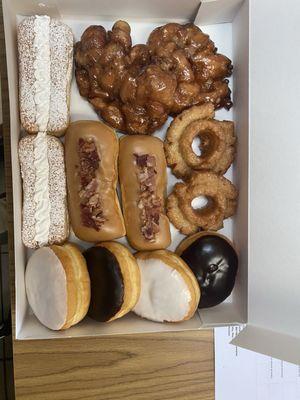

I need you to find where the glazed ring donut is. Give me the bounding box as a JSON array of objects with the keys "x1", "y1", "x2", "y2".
[
  {"x1": 165, "y1": 103, "x2": 236, "y2": 179},
  {"x1": 167, "y1": 172, "x2": 238, "y2": 234}
]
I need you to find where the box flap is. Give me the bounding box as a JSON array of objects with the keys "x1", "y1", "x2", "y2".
[
  {"x1": 244, "y1": 0, "x2": 300, "y2": 362},
  {"x1": 8, "y1": 0, "x2": 201, "y2": 21},
  {"x1": 195, "y1": 0, "x2": 244, "y2": 24},
  {"x1": 232, "y1": 325, "x2": 300, "y2": 365}
]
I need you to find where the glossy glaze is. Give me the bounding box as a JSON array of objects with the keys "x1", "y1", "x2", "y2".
[
  {"x1": 180, "y1": 234, "x2": 238, "y2": 308},
  {"x1": 84, "y1": 246, "x2": 124, "y2": 321}
]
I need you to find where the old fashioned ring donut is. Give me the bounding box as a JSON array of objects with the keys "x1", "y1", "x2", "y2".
[
  {"x1": 165, "y1": 104, "x2": 236, "y2": 179},
  {"x1": 166, "y1": 172, "x2": 238, "y2": 235}
]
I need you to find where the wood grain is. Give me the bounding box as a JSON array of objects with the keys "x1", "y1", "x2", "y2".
[
  {"x1": 13, "y1": 330, "x2": 214, "y2": 400},
  {"x1": 0, "y1": 2, "x2": 215, "y2": 399}
]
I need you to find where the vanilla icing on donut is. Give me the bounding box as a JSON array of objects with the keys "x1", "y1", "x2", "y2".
[
  {"x1": 133, "y1": 258, "x2": 191, "y2": 322},
  {"x1": 25, "y1": 247, "x2": 67, "y2": 330},
  {"x1": 33, "y1": 132, "x2": 51, "y2": 246}
]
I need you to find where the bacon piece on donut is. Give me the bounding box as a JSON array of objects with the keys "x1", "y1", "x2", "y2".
[
  {"x1": 77, "y1": 138, "x2": 105, "y2": 231},
  {"x1": 134, "y1": 153, "x2": 162, "y2": 242}
]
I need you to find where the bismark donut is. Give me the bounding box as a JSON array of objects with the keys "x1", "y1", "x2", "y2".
[
  {"x1": 167, "y1": 172, "x2": 238, "y2": 234},
  {"x1": 133, "y1": 250, "x2": 200, "y2": 323},
  {"x1": 164, "y1": 103, "x2": 236, "y2": 179},
  {"x1": 83, "y1": 242, "x2": 140, "y2": 322},
  {"x1": 25, "y1": 243, "x2": 90, "y2": 330}
]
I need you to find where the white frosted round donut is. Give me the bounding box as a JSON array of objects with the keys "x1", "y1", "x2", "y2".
[
  {"x1": 133, "y1": 250, "x2": 200, "y2": 323},
  {"x1": 25, "y1": 244, "x2": 90, "y2": 330},
  {"x1": 26, "y1": 247, "x2": 67, "y2": 330}
]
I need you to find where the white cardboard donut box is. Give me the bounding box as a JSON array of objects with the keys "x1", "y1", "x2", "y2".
[{"x1": 3, "y1": 0, "x2": 300, "y2": 365}]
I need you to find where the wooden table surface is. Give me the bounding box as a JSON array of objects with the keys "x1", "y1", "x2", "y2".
[
  {"x1": 0, "y1": 4, "x2": 215, "y2": 399},
  {"x1": 13, "y1": 331, "x2": 214, "y2": 400}
]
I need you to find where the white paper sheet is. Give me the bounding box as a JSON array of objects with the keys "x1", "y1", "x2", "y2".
[{"x1": 215, "y1": 326, "x2": 300, "y2": 400}]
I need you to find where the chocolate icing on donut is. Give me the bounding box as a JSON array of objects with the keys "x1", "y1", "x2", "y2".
[
  {"x1": 179, "y1": 234, "x2": 238, "y2": 308},
  {"x1": 84, "y1": 246, "x2": 124, "y2": 321}
]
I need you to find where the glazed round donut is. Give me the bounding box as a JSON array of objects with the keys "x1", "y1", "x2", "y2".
[
  {"x1": 167, "y1": 172, "x2": 238, "y2": 235},
  {"x1": 165, "y1": 104, "x2": 236, "y2": 179}
]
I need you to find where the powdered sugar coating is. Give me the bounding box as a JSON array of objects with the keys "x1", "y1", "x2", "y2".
[
  {"x1": 18, "y1": 16, "x2": 73, "y2": 135},
  {"x1": 33, "y1": 15, "x2": 51, "y2": 132},
  {"x1": 19, "y1": 137, "x2": 36, "y2": 247},
  {"x1": 18, "y1": 17, "x2": 36, "y2": 132},
  {"x1": 19, "y1": 135, "x2": 69, "y2": 248},
  {"x1": 49, "y1": 19, "x2": 73, "y2": 133},
  {"x1": 47, "y1": 137, "x2": 69, "y2": 243}
]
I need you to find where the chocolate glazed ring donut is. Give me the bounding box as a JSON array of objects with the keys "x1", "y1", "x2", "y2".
[
  {"x1": 176, "y1": 232, "x2": 238, "y2": 308},
  {"x1": 167, "y1": 172, "x2": 238, "y2": 235},
  {"x1": 165, "y1": 103, "x2": 236, "y2": 180}
]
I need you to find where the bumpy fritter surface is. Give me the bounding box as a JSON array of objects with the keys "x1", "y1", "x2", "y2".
[
  {"x1": 75, "y1": 21, "x2": 233, "y2": 135},
  {"x1": 147, "y1": 23, "x2": 233, "y2": 113},
  {"x1": 167, "y1": 172, "x2": 237, "y2": 234},
  {"x1": 75, "y1": 21, "x2": 173, "y2": 134},
  {"x1": 165, "y1": 104, "x2": 236, "y2": 179}
]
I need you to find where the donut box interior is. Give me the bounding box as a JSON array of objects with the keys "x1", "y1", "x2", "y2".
[{"x1": 5, "y1": 0, "x2": 299, "y2": 365}]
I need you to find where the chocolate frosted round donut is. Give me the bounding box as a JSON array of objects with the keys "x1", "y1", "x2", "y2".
[
  {"x1": 83, "y1": 241, "x2": 141, "y2": 322},
  {"x1": 176, "y1": 233, "x2": 238, "y2": 308},
  {"x1": 84, "y1": 246, "x2": 124, "y2": 322}
]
